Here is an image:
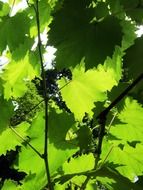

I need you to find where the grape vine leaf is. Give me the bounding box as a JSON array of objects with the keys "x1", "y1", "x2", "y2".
[
  {"x1": 29, "y1": 0, "x2": 51, "y2": 37},
  {"x1": 55, "y1": 157, "x2": 142, "y2": 190},
  {"x1": 58, "y1": 61, "x2": 117, "y2": 120},
  {"x1": 94, "y1": 166, "x2": 143, "y2": 190},
  {"x1": 0, "y1": 97, "x2": 14, "y2": 133},
  {"x1": 63, "y1": 153, "x2": 94, "y2": 174},
  {"x1": 17, "y1": 112, "x2": 45, "y2": 174},
  {"x1": 1, "y1": 51, "x2": 40, "y2": 99},
  {"x1": 104, "y1": 47, "x2": 122, "y2": 83},
  {"x1": 48, "y1": 0, "x2": 122, "y2": 69},
  {"x1": 106, "y1": 0, "x2": 136, "y2": 50},
  {"x1": 120, "y1": 0, "x2": 143, "y2": 24},
  {"x1": 1, "y1": 180, "x2": 18, "y2": 190},
  {"x1": 18, "y1": 110, "x2": 78, "y2": 177},
  {"x1": 124, "y1": 36, "x2": 143, "y2": 79},
  {"x1": 0, "y1": 122, "x2": 29, "y2": 155},
  {"x1": 76, "y1": 125, "x2": 92, "y2": 151},
  {"x1": 20, "y1": 172, "x2": 47, "y2": 190},
  {"x1": 55, "y1": 154, "x2": 94, "y2": 186},
  {"x1": 121, "y1": 20, "x2": 136, "y2": 50},
  {"x1": 54, "y1": 183, "x2": 68, "y2": 190},
  {"x1": 48, "y1": 109, "x2": 78, "y2": 174},
  {"x1": 107, "y1": 0, "x2": 124, "y2": 17},
  {"x1": 101, "y1": 143, "x2": 143, "y2": 181},
  {"x1": 11, "y1": 38, "x2": 34, "y2": 61},
  {"x1": 120, "y1": 0, "x2": 139, "y2": 8},
  {"x1": 0, "y1": 12, "x2": 30, "y2": 53},
  {"x1": 94, "y1": 2, "x2": 109, "y2": 20},
  {"x1": 0, "y1": 2, "x2": 10, "y2": 17},
  {"x1": 109, "y1": 97, "x2": 143, "y2": 144},
  {"x1": 16, "y1": 112, "x2": 47, "y2": 189},
  {"x1": 107, "y1": 0, "x2": 143, "y2": 24}
]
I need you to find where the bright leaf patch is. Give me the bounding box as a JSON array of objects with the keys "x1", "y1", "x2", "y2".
[{"x1": 58, "y1": 61, "x2": 117, "y2": 120}]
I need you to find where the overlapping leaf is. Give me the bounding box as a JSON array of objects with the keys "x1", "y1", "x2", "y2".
[
  {"x1": 0, "y1": 1, "x2": 143, "y2": 189},
  {"x1": 0, "y1": 2, "x2": 10, "y2": 17},
  {"x1": 0, "y1": 97, "x2": 13, "y2": 133},
  {"x1": 120, "y1": 0, "x2": 143, "y2": 24},
  {"x1": 20, "y1": 172, "x2": 47, "y2": 190},
  {"x1": 58, "y1": 60, "x2": 118, "y2": 120},
  {"x1": 102, "y1": 144, "x2": 143, "y2": 181},
  {"x1": 1, "y1": 51, "x2": 40, "y2": 99},
  {"x1": 0, "y1": 122, "x2": 29, "y2": 155},
  {"x1": 18, "y1": 110, "x2": 77, "y2": 177},
  {"x1": 55, "y1": 156, "x2": 142, "y2": 190},
  {"x1": 95, "y1": 166, "x2": 142, "y2": 190},
  {"x1": 0, "y1": 12, "x2": 30, "y2": 53},
  {"x1": 63, "y1": 153, "x2": 94, "y2": 174},
  {"x1": 104, "y1": 47, "x2": 122, "y2": 83},
  {"x1": 17, "y1": 112, "x2": 45, "y2": 174},
  {"x1": 55, "y1": 154, "x2": 95, "y2": 187},
  {"x1": 109, "y1": 97, "x2": 143, "y2": 144},
  {"x1": 28, "y1": 0, "x2": 51, "y2": 37},
  {"x1": 1, "y1": 180, "x2": 19, "y2": 190},
  {"x1": 107, "y1": 0, "x2": 136, "y2": 50},
  {"x1": 49, "y1": 0, "x2": 122, "y2": 69},
  {"x1": 124, "y1": 36, "x2": 143, "y2": 79},
  {"x1": 48, "y1": 109, "x2": 78, "y2": 174}
]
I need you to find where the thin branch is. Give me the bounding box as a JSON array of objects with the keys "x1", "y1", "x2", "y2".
[
  {"x1": 10, "y1": 126, "x2": 43, "y2": 158},
  {"x1": 34, "y1": 1, "x2": 53, "y2": 189}
]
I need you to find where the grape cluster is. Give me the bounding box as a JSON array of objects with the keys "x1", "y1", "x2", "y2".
[{"x1": 34, "y1": 68, "x2": 72, "y2": 113}]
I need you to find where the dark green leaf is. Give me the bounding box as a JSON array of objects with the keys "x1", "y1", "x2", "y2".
[
  {"x1": 49, "y1": 0, "x2": 122, "y2": 69},
  {"x1": 124, "y1": 36, "x2": 143, "y2": 79},
  {"x1": 0, "y1": 97, "x2": 13, "y2": 133},
  {"x1": 0, "y1": 12, "x2": 30, "y2": 53}
]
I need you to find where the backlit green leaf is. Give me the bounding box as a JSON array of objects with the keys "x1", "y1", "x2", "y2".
[
  {"x1": 58, "y1": 61, "x2": 117, "y2": 120},
  {"x1": 2, "y1": 52, "x2": 40, "y2": 99},
  {"x1": 2, "y1": 180, "x2": 19, "y2": 190},
  {"x1": 18, "y1": 110, "x2": 77, "y2": 176},
  {"x1": 0, "y1": 122, "x2": 29, "y2": 155},
  {"x1": 0, "y1": 2, "x2": 10, "y2": 17},
  {"x1": 107, "y1": 144, "x2": 143, "y2": 181},
  {"x1": 110, "y1": 97, "x2": 143, "y2": 144},
  {"x1": 0, "y1": 12, "x2": 30, "y2": 53}
]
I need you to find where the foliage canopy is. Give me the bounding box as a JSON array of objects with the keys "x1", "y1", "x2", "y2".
[{"x1": 0, "y1": 0, "x2": 143, "y2": 189}]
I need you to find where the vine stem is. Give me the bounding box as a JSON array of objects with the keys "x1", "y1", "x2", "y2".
[{"x1": 34, "y1": 1, "x2": 53, "y2": 189}]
